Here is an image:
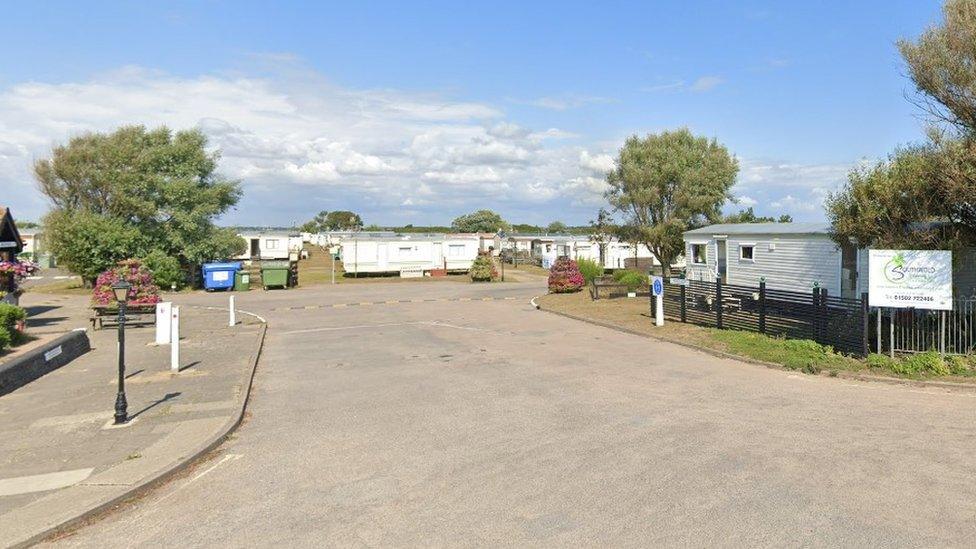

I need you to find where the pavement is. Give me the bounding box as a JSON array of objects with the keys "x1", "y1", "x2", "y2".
[
  {"x1": 0, "y1": 293, "x2": 265, "y2": 547},
  {"x1": 8, "y1": 277, "x2": 970, "y2": 547}
]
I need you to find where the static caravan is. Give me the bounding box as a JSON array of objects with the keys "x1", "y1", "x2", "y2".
[
  {"x1": 340, "y1": 233, "x2": 480, "y2": 275},
  {"x1": 236, "y1": 232, "x2": 304, "y2": 261},
  {"x1": 682, "y1": 223, "x2": 863, "y2": 299}
]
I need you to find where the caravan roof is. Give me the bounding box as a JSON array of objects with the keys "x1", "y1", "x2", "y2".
[{"x1": 683, "y1": 222, "x2": 831, "y2": 236}]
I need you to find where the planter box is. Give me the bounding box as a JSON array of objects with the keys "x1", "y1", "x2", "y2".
[{"x1": 429, "y1": 269, "x2": 447, "y2": 277}]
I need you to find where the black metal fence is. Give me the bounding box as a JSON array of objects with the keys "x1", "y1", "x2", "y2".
[
  {"x1": 870, "y1": 298, "x2": 976, "y2": 355},
  {"x1": 663, "y1": 278, "x2": 869, "y2": 356}
]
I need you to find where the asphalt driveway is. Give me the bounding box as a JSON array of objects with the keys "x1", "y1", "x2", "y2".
[{"x1": 46, "y1": 280, "x2": 976, "y2": 547}]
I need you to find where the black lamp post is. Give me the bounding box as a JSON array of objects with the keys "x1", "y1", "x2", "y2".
[{"x1": 112, "y1": 280, "x2": 131, "y2": 424}]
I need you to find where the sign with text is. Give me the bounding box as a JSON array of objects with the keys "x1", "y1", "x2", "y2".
[{"x1": 868, "y1": 249, "x2": 952, "y2": 310}]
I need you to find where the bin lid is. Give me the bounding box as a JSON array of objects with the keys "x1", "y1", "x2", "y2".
[
  {"x1": 261, "y1": 260, "x2": 291, "y2": 269},
  {"x1": 203, "y1": 262, "x2": 242, "y2": 271}
]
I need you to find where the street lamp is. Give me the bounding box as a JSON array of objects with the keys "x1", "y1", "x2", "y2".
[{"x1": 112, "y1": 280, "x2": 131, "y2": 424}]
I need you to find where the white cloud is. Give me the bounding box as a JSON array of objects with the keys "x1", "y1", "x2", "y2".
[
  {"x1": 737, "y1": 195, "x2": 758, "y2": 207},
  {"x1": 0, "y1": 65, "x2": 612, "y2": 224},
  {"x1": 641, "y1": 80, "x2": 686, "y2": 93},
  {"x1": 690, "y1": 76, "x2": 724, "y2": 92}
]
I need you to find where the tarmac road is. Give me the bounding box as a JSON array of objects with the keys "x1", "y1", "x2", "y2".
[{"x1": 45, "y1": 279, "x2": 976, "y2": 547}]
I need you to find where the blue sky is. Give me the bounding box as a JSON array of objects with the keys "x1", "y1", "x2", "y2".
[{"x1": 1, "y1": 1, "x2": 944, "y2": 227}]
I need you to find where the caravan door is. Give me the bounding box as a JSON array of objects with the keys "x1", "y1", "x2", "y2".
[
  {"x1": 377, "y1": 243, "x2": 389, "y2": 271},
  {"x1": 716, "y1": 239, "x2": 728, "y2": 283}
]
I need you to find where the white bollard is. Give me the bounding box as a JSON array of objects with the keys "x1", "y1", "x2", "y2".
[
  {"x1": 170, "y1": 306, "x2": 180, "y2": 372},
  {"x1": 229, "y1": 295, "x2": 236, "y2": 327},
  {"x1": 655, "y1": 293, "x2": 664, "y2": 327}
]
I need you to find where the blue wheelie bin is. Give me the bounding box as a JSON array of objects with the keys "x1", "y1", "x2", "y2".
[{"x1": 202, "y1": 262, "x2": 241, "y2": 291}]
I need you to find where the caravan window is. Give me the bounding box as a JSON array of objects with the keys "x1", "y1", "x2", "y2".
[
  {"x1": 691, "y1": 244, "x2": 707, "y2": 264},
  {"x1": 266, "y1": 239, "x2": 279, "y2": 250},
  {"x1": 448, "y1": 245, "x2": 464, "y2": 257},
  {"x1": 740, "y1": 245, "x2": 754, "y2": 261}
]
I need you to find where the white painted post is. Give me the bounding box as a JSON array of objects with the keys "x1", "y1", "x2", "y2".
[
  {"x1": 229, "y1": 295, "x2": 236, "y2": 327},
  {"x1": 170, "y1": 306, "x2": 180, "y2": 373},
  {"x1": 655, "y1": 294, "x2": 664, "y2": 327},
  {"x1": 155, "y1": 302, "x2": 172, "y2": 345}
]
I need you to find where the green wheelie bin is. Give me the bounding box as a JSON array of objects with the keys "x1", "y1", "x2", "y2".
[{"x1": 261, "y1": 260, "x2": 290, "y2": 290}]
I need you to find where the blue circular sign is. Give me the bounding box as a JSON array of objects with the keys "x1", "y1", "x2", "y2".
[{"x1": 652, "y1": 277, "x2": 663, "y2": 296}]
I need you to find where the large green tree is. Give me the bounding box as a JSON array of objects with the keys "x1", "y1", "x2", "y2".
[
  {"x1": 322, "y1": 210, "x2": 363, "y2": 231},
  {"x1": 36, "y1": 125, "x2": 244, "y2": 284},
  {"x1": 546, "y1": 221, "x2": 568, "y2": 233},
  {"x1": 830, "y1": 0, "x2": 976, "y2": 250},
  {"x1": 604, "y1": 128, "x2": 738, "y2": 275},
  {"x1": 451, "y1": 209, "x2": 509, "y2": 233}
]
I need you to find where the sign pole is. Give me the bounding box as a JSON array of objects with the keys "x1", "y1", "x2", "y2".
[
  {"x1": 876, "y1": 307, "x2": 881, "y2": 355},
  {"x1": 889, "y1": 307, "x2": 894, "y2": 359},
  {"x1": 650, "y1": 275, "x2": 664, "y2": 327},
  {"x1": 171, "y1": 306, "x2": 181, "y2": 373},
  {"x1": 229, "y1": 295, "x2": 236, "y2": 327}
]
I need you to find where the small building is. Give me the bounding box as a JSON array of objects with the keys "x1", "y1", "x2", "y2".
[
  {"x1": 235, "y1": 232, "x2": 304, "y2": 261},
  {"x1": 340, "y1": 233, "x2": 481, "y2": 275}
]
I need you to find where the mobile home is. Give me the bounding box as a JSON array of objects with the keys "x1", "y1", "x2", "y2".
[
  {"x1": 682, "y1": 223, "x2": 862, "y2": 298},
  {"x1": 236, "y1": 232, "x2": 304, "y2": 261},
  {"x1": 340, "y1": 233, "x2": 480, "y2": 275}
]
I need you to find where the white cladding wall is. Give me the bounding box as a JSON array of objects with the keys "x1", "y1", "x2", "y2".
[
  {"x1": 685, "y1": 234, "x2": 843, "y2": 295},
  {"x1": 340, "y1": 238, "x2": 479, "y2": 273}
]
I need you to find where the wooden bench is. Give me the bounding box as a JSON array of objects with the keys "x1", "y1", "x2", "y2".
[
  {"x1": 90, "y1": 304, "x2": 157, "y2": 330},
  {"x1": 591, "y1": 277, "x2": 633, "y2": 300}
]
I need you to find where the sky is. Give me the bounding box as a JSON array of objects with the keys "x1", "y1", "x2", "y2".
[{"x1": 0, "y1": 1, "x2": 945, "y2": 227}]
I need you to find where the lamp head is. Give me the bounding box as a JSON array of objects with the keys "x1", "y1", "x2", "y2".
[{"x1": 112, "y1": 280, "x2": 132, "y2": 304}]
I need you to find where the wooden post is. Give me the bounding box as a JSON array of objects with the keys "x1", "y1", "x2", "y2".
[
  {"x1": 759, "y1": 280, "x2": 767, "y2": 334},
  {"x1": 716, "y1": 276, "x2": 723, "y2": 329},
  {"x1": 861, "y1": 292, "x2": 870, "y2": 356}
]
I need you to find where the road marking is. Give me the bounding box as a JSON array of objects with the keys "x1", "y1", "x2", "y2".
[
  {"x1": 152, "y1": 453, "x2": 243, "y2": 505},
  {"x1": 333, "y1": 303, "x2": 347, "y2": 308},
  {"x1": 271, "y1": 295, "x2": 539, "y2": 311},
  {"x1": 0, "y1": 468, "x2": 94, "y2": 496}
]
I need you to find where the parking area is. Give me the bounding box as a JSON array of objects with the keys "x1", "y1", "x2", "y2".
[{"x1": 44, "y1": 281, "x2": 976, "y2": 547}]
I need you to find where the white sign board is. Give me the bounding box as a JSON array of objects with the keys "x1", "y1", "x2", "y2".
[
  {"x1": 155, "y1": 302, "x2": 172, "y2": 345},
  {"x1": 868, "y1": 250, "x2": 952, "y2": 310}
]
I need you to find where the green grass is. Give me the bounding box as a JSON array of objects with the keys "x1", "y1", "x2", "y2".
[{"x1": 708, "y1": 330, "x2": 859, "y2": 374}]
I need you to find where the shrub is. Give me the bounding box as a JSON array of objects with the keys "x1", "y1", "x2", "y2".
[
  {"x1": 612, "y1": 269, "x2": 646, "y2": 291},
  {"x1": 143, "y1": 250, "x2": 184, "y2": 290},
  {"x1": 905, "y1": 352, "x2": 950, "y2": 376},
  {"x1": 547, "y1": 257, "x2": 585, "y2": 293},
  {"x1": 470, "y1": 253, "x2": 497, "y2": 282},
  {"x1": 577, "y1": 258, "x2": 604, "y2": 285},
  {"x1": 91, "y1": 259, "x2": 162, "y2": 308},
  {"x1": 866, "y1": 353, "x2": 896, "y2": 370},
  {"x1": 0, "y1": 303, "x2": 26, "y2": 351},
  {"x1": 947, "y1": 355, "x2": 971, "y2": 376}
]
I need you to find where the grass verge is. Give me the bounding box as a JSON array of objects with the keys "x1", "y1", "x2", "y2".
[{"x1": 538, "y1": 290, "x2": 976, "y2": 382}]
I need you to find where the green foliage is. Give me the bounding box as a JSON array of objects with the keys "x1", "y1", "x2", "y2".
[
  {"x1": 43, "y1": 210, "x2": 149, "y2": 285},
  {"x1": 605, "y1": 128, "x2": 738, "y2": 276},
  {"x1": 867, "y1": 351, "x2": 961, "y2": 377},
  {"x1": 576, "y1": 258, "x2": 604, "y2": 284},
  {"x1": 298, "y1": 221, "x2": 319, "y2": 233},
  {"x1": 0, "y1": 303, "x2": 26, "y2": 351},
  {"x1": 36, "y1": 125, "x2": 242, "y2": 283},
  {"x1": 451, "y1": 209, "x2": 509, "y2": 233},
  {"x1": 546, "y1": 221, "x2": 568, "y2": 233},
  {"x1": 142, "y1": 249, "x2": 183, "y2": 290},
  {"x1": 711, "y1": 331, "x2": 851, "y2": 373},
  {"x1": 898, "y1": 0, "x2": 976, "y2": 135},
  {"x1": 511, "y1": 223, "x2": 543, "y2": 233},
  {"x1": 866, "y1": 353, "x2": 896, "y2": 370},
  {"x1": 322, "y1": 211, "x2": 363, "y2": 231},
  {"x1": 722, "y1": 207, "x2": 793, "y2": 224},
  {"x1": 612, "y1": 269, "x2": 646, "y2": 290},
  {"x1": 947, "y1": 355, "x2": 973, "y2": 375},
  {"x1": 470, "y1": 254, "x2": 497, "y2": 282}
]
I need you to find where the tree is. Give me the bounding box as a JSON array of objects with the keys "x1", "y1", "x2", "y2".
[
  {"x1": 313, "y1": 210, "x2": 330, "y2": 231},
  {"x1": 826, "y1": 144, "x2": 974, "y2": 250},
  {"x1": 898, "y1": 0, "x2": 976, "y2": 134},
  {"x1": 721, "y1": 207, "x2": 793, "y2": 224},
  {"x1": 604, "y1": 129, "x2": 738, "y2": 275},
  {"x1": 510, "y1": 223, "x2": 542, "y2": 234},
  {"x1": 451, "y1": 209, "x2": 509, "y2": 233},
  {"x1": 36, "y1": 125, "x2": 243, "y2": 284},
  {"x1": 546, "y1": 221, "x2": 568, "y2": 233},
  {"x1": 298, "y1": 220, "x2": 319, "y2": 233},
  {"x1": 322, "y1": 210, "x2": 363, "y2": 231}
]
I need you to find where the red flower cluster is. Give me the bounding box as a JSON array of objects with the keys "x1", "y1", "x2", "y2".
[
  {"x1": 0, "y1": 260, "x2": 38, "y2": 281},
  {"x1": 91, "y1": 259, "x2": 162, "y2": 307},
  {"x1": 547, "y1": 257, "x2": 585, "y2": 293}
]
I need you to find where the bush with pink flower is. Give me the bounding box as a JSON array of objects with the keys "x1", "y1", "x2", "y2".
[
  {"x1": 547, "y1": 257, "x2": 585, "y2": 293},
  {"x1": 91, "y1": 259, "x2": 162, "y2": 308}
]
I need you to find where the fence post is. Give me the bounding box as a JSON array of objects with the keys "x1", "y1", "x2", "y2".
[
  {"x1": 812, "y1": 285, "x2": 821, "y2": 342},
  {"x1": 820, "y1": 288, "x2": 828, "y2": 345},
  {"x1": 759, "y1": 280, "x2": 766, "y2": 334},
  {"x1": 680, "y1": 283, "x2": 687, "y2": 323},
  {"x1": 716, "y1": 275, "x2": 723, "y2": 329},
  {"x1": 861, "y1": 292, "x2": 870, "y2": 356}
]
